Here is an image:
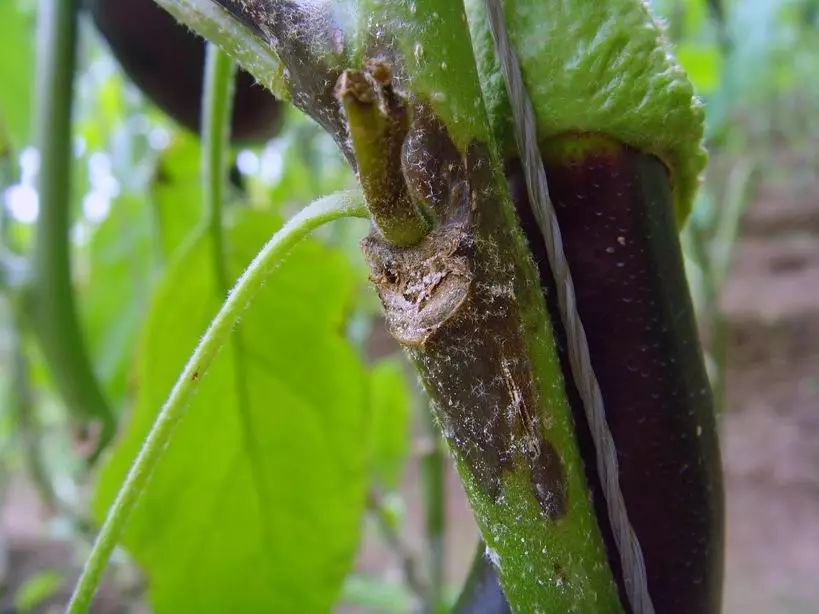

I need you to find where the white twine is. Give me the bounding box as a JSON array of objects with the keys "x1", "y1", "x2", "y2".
[{"x1": 481, "y1": 2, "x2": 655, "y2": 612}]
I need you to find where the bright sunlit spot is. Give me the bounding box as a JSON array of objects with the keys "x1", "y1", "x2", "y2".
[
  {"x1": 3, "y1": 184, "x2": 40, "y2": 224},
  {"x1": 19, "y1": 147, "x2": 40, "y2": 184},
  {"x1": 148, "y1": 125, "x2": 171, "y2": 150},
  {"x1": 82, "y1": 191, "x2": 111, "y2": 223},
  {"x1": 236, "y1": 149, "x2": 260, "y2": 176},
  {"x1": 82, "y1": 152, "x2": 120, "y2": 224},
  {"x1": 259, "y1": 141, "x2": 284, "y2": 185}
]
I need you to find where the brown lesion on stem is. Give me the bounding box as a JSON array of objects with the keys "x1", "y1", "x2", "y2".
[
  {"x1": 336, "y1": 62, "x2": 430, "y2": 247},
  {"x1": 362, "y1": 112, "x2": 568, "y2": 519}
]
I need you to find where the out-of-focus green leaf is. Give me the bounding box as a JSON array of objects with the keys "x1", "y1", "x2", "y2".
[
  {"x1": 369, "y1": 358, "x2": 410, "y2": 490},
  {"x1": 151, "y1": 134, "x2": 203, "y2": 259},
  {"x1": 682, "y1": 0, "x2": 707, "y2": 34},
  {"x1": 77, "y1": 68, "x2": 127, "y2": 153},
  {"x1": 95, "y1": 209, "x2": 369, "y2": 613},
  {"x1": 0, "y1": 0, "x2": 35, "y2": 150},
  {"x1": 14, "y1": 569, "x2": 64, "y2": 612},
  {"x1": 81, "y1": 194, "x2": 154, "y2": 406},
  {"x1": 265, "y1": 108, "x2": 354, "y2": 209},
  {"x1": 677, "y1": 43, "x2": 722, "y2": 94}
]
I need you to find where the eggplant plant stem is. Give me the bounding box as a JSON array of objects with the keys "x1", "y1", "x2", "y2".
[
  {"x1": 1, "y1": 163, "x2": 56, "y2": 512},
  {"x1": 153, "y1": 0, "x2": 287, "y2": 99},
  {"x1": 32, "y1": 0, "x2": 115, "y2": 449},
  {"x1": 66, "y1": 189, "x2": 368, "y2": 613}
]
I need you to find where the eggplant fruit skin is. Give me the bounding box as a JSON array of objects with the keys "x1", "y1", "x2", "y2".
[
  {"x1": 89, "y1": 0, "x2": 281, "y2": 142},
  {"x1": 509, "y1": 135, "x2": 724, "y2": 614}
]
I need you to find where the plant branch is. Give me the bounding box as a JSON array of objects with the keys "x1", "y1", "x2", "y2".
[
  {"x1": 9, "y1": 299, "x2": 57, "y2": 512},
  {"x1": 368, "y1": 489, "x2": 427, "y2": 605},
  {"x1": 152, "y1": 0, "x2": 288, "y2": 100},
  {"x1": 66, "y1": 189, "x2": 368, "y2": 613},
  {"x1": 202, "y1": 42, "x2": 236, "y2": 292},
  {"x1": 32, "y1": 0, "x2": 115, "y2": 451},
  {"x1": 200, "y1": 40, "x2": 276, "y2": 558},
  {"x1": 420, "y1": 406, "x2": 446, "y2": 612}
]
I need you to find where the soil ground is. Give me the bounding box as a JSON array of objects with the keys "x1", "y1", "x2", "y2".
[{"x1": 719, "y1": 177, "x2": 819, "y2": 614}]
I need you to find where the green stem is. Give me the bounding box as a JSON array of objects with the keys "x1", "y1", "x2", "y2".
[
  {"x1": 199, "y1": 40, "x2": 276, "y2": 557},
  {"x1": 0, "y1": 147, "x2": 55, "y2": 512},
  {"x1": 10, "y1": 300, "x2": 57, "y2": 512},
  {"x1": 368, "y1": 489, "x2": 427, "y2": 603},
  {"x1": 32, "y1": 0, "x2": 115, "y2": 449},
  {"x1": 66, "y1": 189, "x2": 367, "y2": 613},
  {"x1": 201, "y1": 43, "x2": 236, "y2": 292},
  {"x1": 337, "y1": 68, "x2": 430, "y2": 247},
  {"x1": 152, "y1": 0, "x2": 288, "y2": 99},
  {"x1": 692, "y1": 159, "x2": 755, "y2": 413}
]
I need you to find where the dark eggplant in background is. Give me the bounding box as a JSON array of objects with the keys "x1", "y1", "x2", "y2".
[{"x1": 88, "y1": 0, "x2": 281, "y2": 142}]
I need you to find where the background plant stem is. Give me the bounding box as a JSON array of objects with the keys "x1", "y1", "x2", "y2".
[
  {"x1": 200, "y1": 42, "x2": 270, "y2": 543},
  {"x1": 9, "y1": 302, "x2": 56, "y2": 512},
  {"x1": 202, "y1": 42, "x2": 236, "y2": 293},
  {"x1": 421, "y1": 406, "x2": 446, "y2": 612},
  {"x1": 32, "y1": 0, "x2": 114, "y2": 449},
  {"x1": 66, "y1": 189, "x2": 367, "y2": 613},
  {"x1": 368, "y1": 488, "x2": 427, "y2": 603}
]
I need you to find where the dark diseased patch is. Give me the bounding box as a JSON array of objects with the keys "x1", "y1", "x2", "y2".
[
  {"x1": 531, "y1": 439, "x2": 568, "y2": 519},
  {"x1": 363, "y1": 111, "x2": 568, "y2": 519},
  {"x1": 553, "y1": 562, "x2": 568, "y2": 586}
]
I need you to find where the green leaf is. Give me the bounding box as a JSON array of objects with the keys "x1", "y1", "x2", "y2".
[
  {"x1": 95, "y1": 208, "x2": 369, "y2": 612},
  {"x1": 0, "y1": 0, "x2": 35, "y2": 150},
  {"x1": 368, "y1": 358, "x2": 410, "y2": 490},
  {"x1": 81, "y1": 194, "x2": 154, "y2": 406},
  {"x1": 266, "y1": 108, "x2": 355, "y2": 208},
  {"x1": 14, "y1": 570, "x2": 64, "y2": 612},
  {"x1": 677, "y1": 43, "x2": 723, "y2": 95},
  {"x1": 151, "y1": 134, "x2": 204, "y2": 260}
]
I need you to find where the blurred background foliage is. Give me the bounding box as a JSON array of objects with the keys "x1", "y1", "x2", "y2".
[{"x1": 0, "y1": 0, "x2": 817, "y2": 612}]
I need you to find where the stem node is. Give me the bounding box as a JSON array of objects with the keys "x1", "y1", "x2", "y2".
[{"x1": 336, "y1": 64, "x2": 430, "y2": 247}]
